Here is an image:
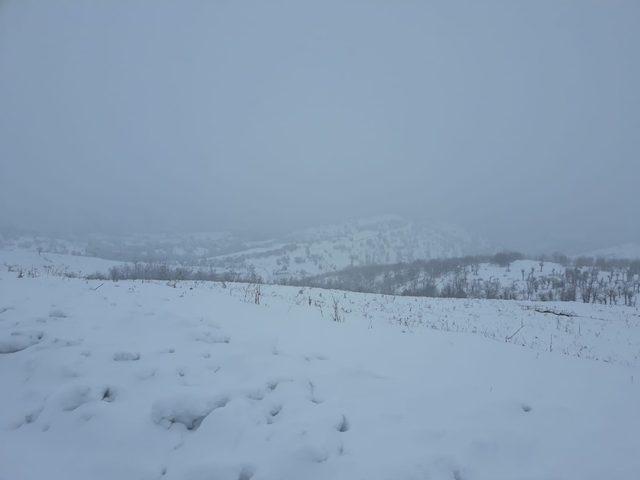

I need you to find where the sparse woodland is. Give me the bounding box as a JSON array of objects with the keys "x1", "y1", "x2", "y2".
[
  {"x1": 285, "y1": 252, "x2": 640, "y2": 306},
  {"x1": 75, "y1": 251, "x2": 640, "y2": 306}
]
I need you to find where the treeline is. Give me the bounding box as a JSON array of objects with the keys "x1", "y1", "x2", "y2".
[
  {"x1": 401, "y1": 266, "x2": 638, "y2": 306},
  {"x1": 283, "y1": 252, "x2": 527, "y2": 294},
  {"x1": 282, "y1": 252, "x2": 640, "y2": 306},
  {"x1": 87, "y1": 252, "x2": 640, "y2": 306},
  {"x1": 89, "y1": 263, "x2": 262, "y2": 284}
]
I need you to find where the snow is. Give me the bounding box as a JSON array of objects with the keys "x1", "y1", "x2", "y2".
[
  {"x1": 392, "y1": 259, "x2": 568, "y2": 296},
  {"x1": 0, "y1": 248, "x2": 126, "y2": 277},
  {"x1": 2, "y1": 216, "x2": 492, "y2": 281},
  {"x1": 207, "y1": 216, "x2": 491, "y2": 280},
  {"x1": 0, "y1": 330, "x2": 43, "y2": 354},
  {"x1": 1, "y1": 253, "x2": 640, "y2": 479}
]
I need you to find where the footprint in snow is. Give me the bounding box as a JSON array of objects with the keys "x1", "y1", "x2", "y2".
[
  {"x1": 238, "y1": 465, "x2": 255, "y2": 480},
  {"x1": 246, "y1": 389, "x2": 265, "y2": 401},
  {"x1": 266, "y1": 378, "x2": 293, "y2": 392},
  {"x1": 11, "y1": 405, "x2": 44, "y2": 430},
  {"x1": 266, "y1": 404, "x2": 282, "y2": 424},
  {"x1": 51, "y1": 337, "x2": 83, "y2": 348},
  {"x1": 101, "y1": 387, "x2": 117, "y2": 402},
  {"x1": 453, "y1": 468, "x2": 466, "y2": 480},
  {"x1": 336, "y1": 414, "x2": 350, "y2": 432},
  {"x1": 48, "y1": 309, "x2": 68, "y2": 319},
  {"x1": 245, "y1": 378, "x2": 292, "y2": 402},
  {"x1": 135, "y1": 367, "x2": 157, "y2": 380},
  {"x1": 194, "y1": 331, "x2": 230, "y2": 344},
  {"x1": 113, "y1": 351, "x2": 140, "y2": 361},
  {"x1": 307, "y1": 380, "x2": 324, "y2": 404},
  {"x1": 303, "y1": 353, "x2": 328, "y2": 362}
]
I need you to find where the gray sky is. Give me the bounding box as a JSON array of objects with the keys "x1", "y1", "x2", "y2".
[{"x1": 1, "y1": 0, "x2": 639, "y2": 251}]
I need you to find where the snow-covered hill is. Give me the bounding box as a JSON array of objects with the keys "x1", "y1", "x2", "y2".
[
  {"x1": 207, "y1": 216, "x2": 491, "y2": 280},
  {"x1": 0, "y1": 248, "x2": 126, "y2": 278},
  {"x1": 1, "y1": 216, "x2": 491, "y2": 281},
  {"x1": 1, "y1": 252, "x2": 640, "y2": 479}
]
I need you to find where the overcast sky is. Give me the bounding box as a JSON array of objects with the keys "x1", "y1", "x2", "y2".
[{"x1": 1, "y1": 0, "x2": 638, "y2": 251}]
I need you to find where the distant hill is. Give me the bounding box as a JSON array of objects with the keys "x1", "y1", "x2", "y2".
[
  {"x1": 206, "y1": 215, "x2": 492, "y2": 280},
  {"x1": 0, "y1": 216, "x2": 492, "y2": 280}
]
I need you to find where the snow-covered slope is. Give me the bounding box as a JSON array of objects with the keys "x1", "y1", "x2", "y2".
[
  {"x1": 86, "y1": 231, "x2": 248, "y2": 263},
  {"x1": 0, "y1": 248, "x2": 126, "y2": 278},
  {"x1": 207, "y1": 216, "x2": 491, "y2": 280},
  {"x1": 2, "y1": 216, "x2": 491, "y2": 281},
  {"x1": 1, "y1": 254, "x2": 639, "y2": 479}
]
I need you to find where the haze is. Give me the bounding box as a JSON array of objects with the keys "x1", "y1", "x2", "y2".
[{"x1": 1, "y1": 0, "x2": 639, "y2": 252}]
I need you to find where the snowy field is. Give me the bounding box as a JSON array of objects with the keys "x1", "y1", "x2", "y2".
[
  {"x1": 1, "y1": 254, "x2": 640, "y2": 479},
  {"x1": 0, "y1": 248, "x2": 126, "y2": 278}
]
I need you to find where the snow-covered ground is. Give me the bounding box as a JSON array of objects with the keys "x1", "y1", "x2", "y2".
[
  {"x1": 0, "y1": 248, "x2": 126, "y2": 277},
  {"x1": 1, "y1": 254, "x2": 640, "y2": 479}
]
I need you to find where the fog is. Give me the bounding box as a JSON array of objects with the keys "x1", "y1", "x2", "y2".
[{"x1": 1, "y1": 0, "x2": 639, "y2": 252}]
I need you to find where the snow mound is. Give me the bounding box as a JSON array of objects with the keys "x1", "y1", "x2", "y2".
[
  {"x1": 0, "y1": 330, "x2": 43, "y2": 354},
  {"x1": 151, "y1": 394, "x2": 229, "y2": 430},
  {"x1": 52, "y1": 384, "x2": 94, "y2": 412}
]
